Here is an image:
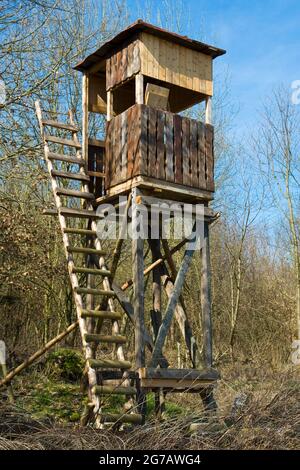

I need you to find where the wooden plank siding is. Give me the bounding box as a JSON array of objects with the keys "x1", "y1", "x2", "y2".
[
  {"x1": 105, "y1": 33, "x2": 212, "y2": 96},
  {"x1": 105, "y1": 104, "x2": 214, "y2": 192},
  {"x1": 139, "y1": 33, "x2": 213, "y2": 96},
  {"x1": 106, "y1": 39, "x2": 141, "y2": 91}
]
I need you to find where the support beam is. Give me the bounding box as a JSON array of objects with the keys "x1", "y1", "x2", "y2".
[
  {"x1": 148, "y1": 239, "x2": 200, "y2": 367},
  {"x1": 150, "y1": 236, "x2": 162, "y2": 336},
  {"x1": 150, "y1": 237, "x2": 166, "y2": 418},
  {"x1": 201, "y1": 221, "x2": 213, "y2": 368},
  {"x1": 109, "y1": 195, "x2": 131, "y2": 281},
  {"x1": 82, "y1": 72, "x2": 89, "y2": 163},
  {"x1": 161, "y1": 237, "x2": 186, "y2": 310},
  {"x1": 132, "y1": 187, "x2": 146, "y2": 420},
  {"x1": 150, "y1": 237, "x2": 197, "y2": 367},
  {"x1": 107, "y1": 90, "x2": 113, "y2": 122},
  {"x1": 121, "y1": 237, "x2": 189, "y2": 291},
  {"x1": 135, "y1": 74, "x2": 144, "y2": 105},
  {"x1": 132, "y1": 188, "x2": 145, "y2": 369},
  {"x1": 112, "y1": 282, "x2": 169, "y2": 368},
  {"x1": 205, "y1": 97, "x2": 212, "y2": 125}
]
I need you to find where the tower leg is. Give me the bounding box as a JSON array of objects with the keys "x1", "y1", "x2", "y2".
[
  {"x1": 150, "y1": 237, "x2": 166, "y2": 419},
  {"x1": 132, "y1": 187, "x2": 146, "y2": 421},
  {"x1": 200, "y1": 220, "x2": 217, "y2": 412}
]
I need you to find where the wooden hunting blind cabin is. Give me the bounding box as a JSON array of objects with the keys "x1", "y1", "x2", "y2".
[{"x1": 34, "y1": 20, "x2": 225, "y2": 427}]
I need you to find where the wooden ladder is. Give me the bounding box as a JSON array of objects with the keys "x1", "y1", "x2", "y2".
[{"x1": 35, "y1": 101, "x2": 142, "y2": 427}]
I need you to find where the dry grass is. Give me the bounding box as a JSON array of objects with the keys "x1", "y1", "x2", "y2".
[{"x1": 0, "y1": 367, "x2": 299, "y2": 450}]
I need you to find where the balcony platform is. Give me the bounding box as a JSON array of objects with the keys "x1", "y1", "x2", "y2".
[
  {"x1": 96, "y1": 174, "x2": 213, "y2": 206},
  {"x1": 104, "y1": 104, "x2": 214, "y2": 199},
  {"x1": 138, "y1": 367, "x2": 220, "y2": 392}
]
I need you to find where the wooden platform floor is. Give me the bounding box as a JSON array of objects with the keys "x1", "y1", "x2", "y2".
[
  {"x1": 138, "y1": 367, "x2": 220, "y2": 392},
  {"x1": 96, "y1": 175, "x2": 214, "y2": 206}
]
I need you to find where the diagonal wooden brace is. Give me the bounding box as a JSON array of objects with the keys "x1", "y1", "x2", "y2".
[
  {"x1": 148, "y1": 239, "x2": 200, "y2": 367},
  {"x1": 112, "y1": 282, "x2": 169, "y2": 368},
  {"x1": 150, "y1": 237, "x2": 198, "y2": 367}
]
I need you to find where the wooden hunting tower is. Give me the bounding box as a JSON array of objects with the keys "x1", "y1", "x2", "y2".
[{"x1": 35, "y1": 20, "x2": 225, "y2": 427}]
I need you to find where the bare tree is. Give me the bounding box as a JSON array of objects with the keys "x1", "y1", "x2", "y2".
[{"x1": 254, "y1": 87, "x2": 300, "y2": 341}]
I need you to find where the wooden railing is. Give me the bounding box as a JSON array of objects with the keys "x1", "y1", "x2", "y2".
[{"x1": 105, "y1": 104, "x2": 214, "y2": 192}]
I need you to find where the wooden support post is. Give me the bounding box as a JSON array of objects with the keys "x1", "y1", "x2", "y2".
[
  {"x1": 107, "y1": 90, "x2": 113, "y2": 122},
  {"x1": 132, "y1": 187, "x2": 146, "y2": 420},
  {"x1": 110, "y1": 195, "x2": 131, "y2": 281},
  {"x1": 150, "y1": 236, "x2": 197, "y2": 368},
  {"x1": 82, "y1": 72, "x2": 89, "y2": 163},
  {"x1": 201, "y1": 221, "x2": 213, "y2": 368},
  {"x1": 135, "y1": 74, "x2": 144, "y2": 104},
  {"x1": 205, "y1": 97, "x2": 212, "y2": 125},
  {"x1": 149, "y1": 237, "x2": 166, "y2": 419},
  {"x1": 132, "y1": 188, "x2": 145, "y2": 369}
]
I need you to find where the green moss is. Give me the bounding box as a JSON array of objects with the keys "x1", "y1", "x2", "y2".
[
  {"x1": 146, "y1": 393, "x2": 187, "y2": 418},
  {"x1": 17, "y1": 376, "x2": 85, "y2": 423},
  {"x1": 46, "y1": 348, "x2": 84, "y2": 381},
  {"x1": 69, "y1": 412, "x2": 80, "y2": 422}
]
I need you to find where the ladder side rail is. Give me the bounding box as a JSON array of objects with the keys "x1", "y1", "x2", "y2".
[{"x1": 35, "y1": 101, "x2": 99, "y2": 415}]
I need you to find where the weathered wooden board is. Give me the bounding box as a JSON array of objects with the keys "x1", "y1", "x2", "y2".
[
  {"x1": 165, "y1": 112, "x2": 174, "y2": 182},
  {"x1": 105, "y1": 104, "x2": 214, "y2": 192},
  {"x1": 182, "y1": 117, "x2": 190, "y2": 186},
  {"x1": 106, "y1": 39, "x2": 141, "y2": 91},
  {"x1": 205, "y1": 124, "x2": 214, "y2": 191},
  {"x1": 148, "y1": 107, "x2": 157, "y2": 177},
  {"x1": 139, "y1": 33, "x2": 213, "y2": 96},
  {"x1": 156, "y1": 110, "x2": 165, "y2": 180},
  {"x1": 88, "y1": 74, "x2": 107, "y2": 114}
]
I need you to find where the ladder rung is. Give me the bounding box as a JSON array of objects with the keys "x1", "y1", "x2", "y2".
[
  {"x1": 43, "y1": 208, "x2": 57, "y2": 216},
  {"x1": 88, "y1": 359, "x2": 131, "y2": 369},
  {"x1": 76, "y1": 287, "x2": 115, "y2": 297},
  {"x1": 48, "y1": 152, "x2": 85, "y2": 165},
  {"x1": 72, "y1": 267, "x2": 111, "y2": 276},
  {"x1": 56, "y1": 188, "x2": 94, "y2": 200},
  {"x1": 45, "y1": 134, "x2": 81, "y2": 148},
  {"x1": 51, "y1": 170, "x2": 89, "y2": 181},
  {"x1": 42, "y1": 119, "x2": 79, "y2": 132},
  {"x1": 85, "y1": 334, "x2": 126, "y2": 344},
  {"x1": 81, "y1": 309, "x2": 121, "y2": 320},
  {"x1": 100, "y1": 413, "x2": 143, "y2": 425},
  {"x1": 67, "y1": 246, "x2": 105, "y2": 255},
  {"x1": 92, "y1": 385, "x2": 136, "y2": 396},
  {"x1": 59, "y1": 207, "x2": 101, "y2": 219},
  {"x1": 87, "y1": 171, "x2": 106, "y2": 178},
  {"x1": 63, "y1": 228, "x2": 96, "y2": 236}
]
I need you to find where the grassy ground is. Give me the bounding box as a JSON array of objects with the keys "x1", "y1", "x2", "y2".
[{"x1": 0, "y1": 361, "x2": 299, "y2": 450}]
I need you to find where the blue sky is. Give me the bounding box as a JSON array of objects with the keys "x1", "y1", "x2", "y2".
[{"x1": 127, "y1": 0, "x2": 300, "y2": 137}]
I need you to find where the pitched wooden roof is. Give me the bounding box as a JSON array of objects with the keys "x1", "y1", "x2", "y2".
[{"x1": 74, "y1": 19, "x2": 226, "y2": 71}]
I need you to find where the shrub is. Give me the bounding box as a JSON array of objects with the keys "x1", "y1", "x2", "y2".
[{"x1": 46, "y1": 348, "x2": 84, "y2": 381}]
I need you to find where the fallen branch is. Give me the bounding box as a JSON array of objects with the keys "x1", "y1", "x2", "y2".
[{"x1": 0, "y1": 321, "x2": 79, "y2": 388}]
